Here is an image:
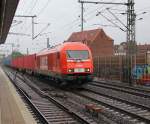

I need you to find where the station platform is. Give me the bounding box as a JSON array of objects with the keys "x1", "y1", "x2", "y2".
[{"x1": 0, "y1": 67, "x2": 37, "y2": 124}]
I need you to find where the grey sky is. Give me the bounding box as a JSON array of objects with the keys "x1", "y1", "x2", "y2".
[{"x1": 2, "y1": 0, "x2": 150, "y2": 54}]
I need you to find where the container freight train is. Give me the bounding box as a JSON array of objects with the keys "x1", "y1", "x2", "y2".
[{"x1": 5, "y1": 42, "x2": 93, "y2": 86}]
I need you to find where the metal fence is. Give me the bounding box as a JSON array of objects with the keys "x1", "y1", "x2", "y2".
[{"x1": 93, "y1": 53, "x2": 150, "y2": 84}]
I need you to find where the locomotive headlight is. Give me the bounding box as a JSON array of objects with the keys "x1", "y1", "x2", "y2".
[
  {"x1": 68, "y1": 69, "x2": 74, "y2": 72},
  {"x1": 85, "y1": 68, "x2": 90, "y2": 72}
]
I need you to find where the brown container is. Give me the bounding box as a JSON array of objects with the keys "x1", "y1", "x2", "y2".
[{"x1": 24, "y1": 54, "x2": 36, "y2": 70}]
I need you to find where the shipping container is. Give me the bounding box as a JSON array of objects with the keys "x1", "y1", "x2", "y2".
[
  {"x1": 18, "y1": 56, "x2": 24, "y2": 69},
  {"x1": 24, "y1": 54, "x2": 36, "y2": 70},
  {"x1": 3, "y1": 56, "x2": 12, "y2": 66},
  {"x1": 12, "y1": 57, "x2": 23, "y2": 69},
  {"x1": 11, "y1": 58, "x2": 17, "y2": 68}
]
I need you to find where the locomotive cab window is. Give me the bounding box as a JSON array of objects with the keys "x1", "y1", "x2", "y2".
[{"x1": 67, "y1": 50, "x2": 89, "y2": 60}]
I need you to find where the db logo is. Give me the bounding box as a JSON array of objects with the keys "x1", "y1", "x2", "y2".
[{"x1": 76, "y1": 64, "x2": 83, "y2": 67}]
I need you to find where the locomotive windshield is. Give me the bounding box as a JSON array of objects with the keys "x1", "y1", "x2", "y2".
[{"x1": 67, "y1": 50, "x2": 89, "y2": 60}]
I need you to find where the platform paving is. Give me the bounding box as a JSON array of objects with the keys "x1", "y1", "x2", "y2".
[{"x1": 0, "y1": 67, "x2": 37, "y2": 124}]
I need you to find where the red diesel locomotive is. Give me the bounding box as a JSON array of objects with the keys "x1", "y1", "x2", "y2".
[{"x1": 11, "y1": 42, "x2": 93, "y2": 86}]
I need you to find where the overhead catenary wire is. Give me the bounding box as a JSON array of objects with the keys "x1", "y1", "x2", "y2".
[
  {"x1": 68, "y1": 6, "x2": 119, "y2": 31},
  {"x1": 20, "y1": 0, "x2": 121, "y2": 37},
  {"x1": 50, "y1": 0, "x2": 118, "y2": 32},
  {"x1": 21, "y1": 0, "x2": 40, "y2": 33},
  {"x1": 75, "y1": 1, "x2": 124, "y2": 30},
  {"x1": 14, "y1": 0, "x2": 149, "y2": 32},
  {"x1": 12, "y1": 0, "x2": 128, "y2": 45},
  {"x1": 23, "y1": 0, "x2": 39, "y2": 15},
  {"x1": 28, "y1": 0, "x2": 39, "y2": 14},
  {"x1": 37, "y1": 0, "x2": 52, "y2": 16},
  {"x1": 33, "y1": 23, "x2": 50, "y2": 40},
  {"x1": 22, "y1": 0, "x2": 51, "y2": 37},
  {"x1": 56, "y1": 1, "x2": 118, "y2": 31},
  {"x1": 71, "y1": 1, "x2": 150, "y2": 31},
  {"x1": 11, "y1": 21, "x2": 23, "y2": 28},
  {"x1": 82, "y1": 1, "x2": 128, "y2": 31},
  {"x1": 12, "y1": 0, "x2": 33, "y2": 32},
  {"x1": 106, "y1": 8, "x2": 128, "y2": 30},
  {"x1": 97, "y1": 12, "x2": 126, "y2": 32},
  {"x1": 135, "y1": 6, "x2": 150, "y2": 13}
]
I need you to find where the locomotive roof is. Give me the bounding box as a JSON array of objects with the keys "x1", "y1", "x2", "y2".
[{"x1": 36, "y1": 42, "x2": 88, "y2": 56}]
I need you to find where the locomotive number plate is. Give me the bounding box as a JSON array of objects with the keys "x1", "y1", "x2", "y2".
[{"x1": 74, "y1": 68, "x2": 84, "y2": 72}]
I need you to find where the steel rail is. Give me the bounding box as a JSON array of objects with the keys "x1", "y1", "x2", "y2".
[
  {"x1": 89, "y1": 81, "x2": 150, "y2": 98},
  {"x1": 84, "y1": 85, "x2": 150, "y2": 110},
  {"x1": 74, "y1": 90, "x2": 150, "y2": 123},
  {"x1": 95, "y1": 80, "x2": 150, "y2": 93},
  {"x1": 5, "y1": 71, "x2": 49, "y2": 124},
  {"x1": 6, "y1": 67, "x2": 150, "y2": 123},
  {"x1": 7, "y1": 70, "x2": 93, "y2": 124}
]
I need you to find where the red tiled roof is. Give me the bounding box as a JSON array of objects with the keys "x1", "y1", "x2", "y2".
[{"x1": 67, "y1": 28, "x2": 113, "y2": 44}]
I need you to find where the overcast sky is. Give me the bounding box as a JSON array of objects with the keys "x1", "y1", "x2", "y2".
[{"x1": 1, "y1": 0, "x2": 150, "y2": 54}]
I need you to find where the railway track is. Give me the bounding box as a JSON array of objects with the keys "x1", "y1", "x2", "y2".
[
  {"x1": 78, "y1": 86, "x2": 150, "y2": 123},
  {"x1": 87, "y1": 81, "x2": 150, "y2": 100},
  {"x1": 4, "y1": 68, "x2": 150, "y2": 124},
  {"x1": 17, "y1": 72, "x2": 122, "y2": 124},
  {"x1": 5, "y1": 71, "x2": 49, "y2": 124},
  {"x1": 5, "y1": 69, "x2": 98, "y2": 124},
  {"x1": 81, "y1": 81, "x2": 149, "y2": 123},
  {"x1": 93, "y1": 80, "x2": 150, "y2": 96},
  {"x1": 32, "y1": 77, "x2": 150, "y2": 124},
  {"x1": 19, "y1": 74, "x2": 150, "y2": 124}
]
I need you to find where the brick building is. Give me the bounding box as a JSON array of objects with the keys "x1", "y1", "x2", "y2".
[
  {"x1": 137, "y1": 44, "x2": 150, "y2": 53},
  {"x1": 114, "y1": 42, "x2": 150, "y2": 55},
  {"x1": 67, "y1": 28, "x2": 114, "y2": 57}
]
